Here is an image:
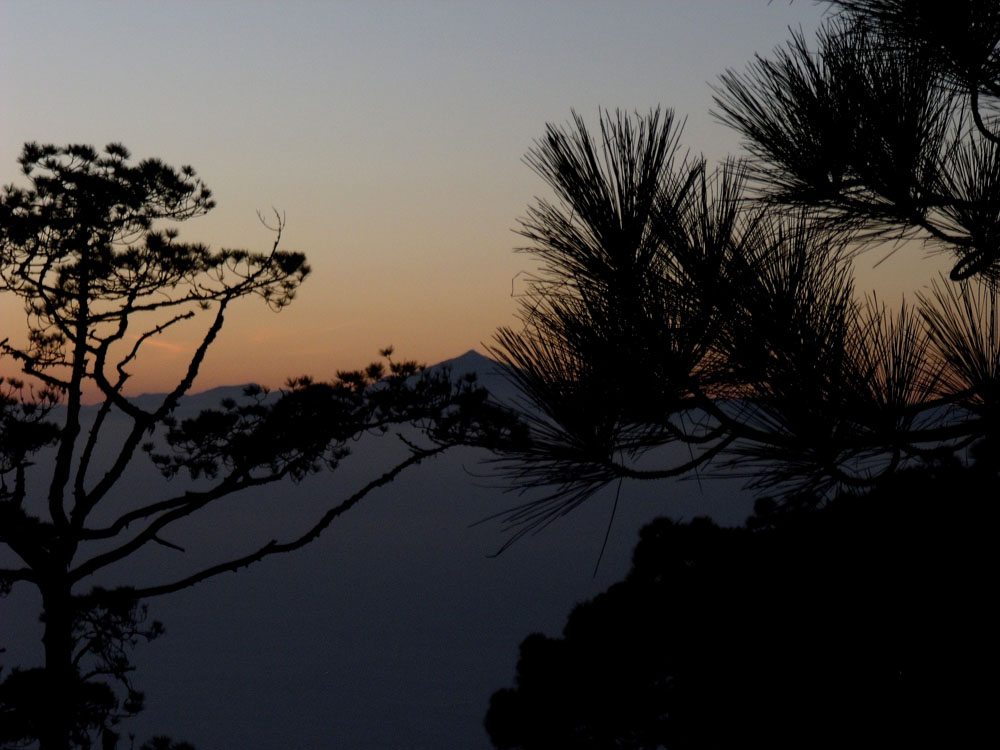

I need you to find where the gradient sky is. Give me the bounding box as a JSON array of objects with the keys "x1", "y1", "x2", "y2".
[{"x1": 1, "y1": 1, "x2": 951, "y2": 395}]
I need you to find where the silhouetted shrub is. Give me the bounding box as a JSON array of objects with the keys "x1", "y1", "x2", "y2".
[{"x1": 486, "y1": 461, "x2": 997, "y2": 749}]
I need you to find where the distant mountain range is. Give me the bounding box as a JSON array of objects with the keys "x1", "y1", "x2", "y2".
[{"x1": 121, "y1": 349, "x2": 511, "y2": 411}]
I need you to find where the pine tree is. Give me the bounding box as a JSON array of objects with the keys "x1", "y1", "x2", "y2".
[{"x1": 0, "y1": 143, "x2": 518, "y2": 749}]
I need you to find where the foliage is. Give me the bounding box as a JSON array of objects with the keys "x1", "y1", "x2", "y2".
[
  {"x1": 489, "y1": 4, "x2": 1000, "y2": 534},
  {"x1": 485, "y1": 460, "x2": 997, "y2": 749},
  {"x1": 0, "y1": 590, "x2": 162, "y2": 749},
  {"x1": 715, "y1": 0, "x2": 1000, "y2": 282},
  {"x1": 0, "y1": 143, "x2": 521, "y2": 749}
]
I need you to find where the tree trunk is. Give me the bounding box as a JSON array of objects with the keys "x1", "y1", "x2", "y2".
[{"x1": 39, "y1": 579, "x2": 74, "y2": 750}]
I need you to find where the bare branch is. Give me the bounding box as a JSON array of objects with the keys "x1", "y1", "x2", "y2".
[
  {"x1": 69, "y1": 471, "x2": 285, "y2": 583},
  {"x1": 127, "y1": 445, "x2": 448, "y2": 599}
]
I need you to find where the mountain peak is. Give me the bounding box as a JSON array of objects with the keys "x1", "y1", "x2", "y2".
[{"x1": 433, "y1": 349, "x2": 496, "y2": 373}]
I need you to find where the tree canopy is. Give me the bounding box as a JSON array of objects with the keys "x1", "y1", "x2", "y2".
[
  {"x1": 485, "y1": 460, "x2": 997, "y2": 749},
  {"x1": 715, "y1": 0, "x2": 1000, "y2": 282},
  {"x1": 487, "y1": 0, "x2": 1000, "y2": 536}
]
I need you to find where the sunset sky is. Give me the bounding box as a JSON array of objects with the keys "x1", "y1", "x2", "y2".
[{"x1": 1, "y1": 1, "x2": 951, "y2": 395}]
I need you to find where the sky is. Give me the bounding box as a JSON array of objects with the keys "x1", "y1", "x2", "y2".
[{"x1": 1, "y1": 0, "x2": 952, "y2": 395}]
